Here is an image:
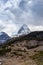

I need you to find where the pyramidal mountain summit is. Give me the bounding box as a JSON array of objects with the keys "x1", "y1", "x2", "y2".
[{"x1": 18, "y1": 24, "x2": 31, "y2": 35}]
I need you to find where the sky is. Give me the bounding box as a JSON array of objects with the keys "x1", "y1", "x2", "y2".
[{"x1": 0, "y1": 0, "x2": 43, "y2": 36}]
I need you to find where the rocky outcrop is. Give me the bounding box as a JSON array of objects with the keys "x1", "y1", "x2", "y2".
[{"x1": 13, "y1": 40, "x2": 39, "y2": 49}]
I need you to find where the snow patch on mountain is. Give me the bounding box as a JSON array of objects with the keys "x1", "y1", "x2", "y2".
[
  {"x1": 0, "y1": 32, "x2": 10, "y2": 44},
  {"x1": 18, "y1": 24, "x2": 31, "y2": 35}
]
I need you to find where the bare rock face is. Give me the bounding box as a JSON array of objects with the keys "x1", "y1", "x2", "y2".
[
  {"x1": 25, "y1": 40, "x2": 38, "y2": 48},
  {"x1": 14, "y1": 40, "x2": 38, "y2": 49},
  {"x1": 39, "y1": 41, "x2": 43, "y2": 46}
]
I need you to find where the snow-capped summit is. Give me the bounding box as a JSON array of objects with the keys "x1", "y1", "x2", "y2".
[
  {"x1": 0, "y1": 32, "x2": 10, "y2": 44},
  {"x1": 18, "y1": 24, "x2": 31, "y2": 35}
]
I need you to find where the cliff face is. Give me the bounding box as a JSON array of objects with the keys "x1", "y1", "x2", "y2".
[{"x1": 13, "y1": 40, "x2": 38, "y2": 49}]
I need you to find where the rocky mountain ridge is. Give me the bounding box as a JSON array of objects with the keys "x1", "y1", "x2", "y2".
[{"x1": 0, "y1": 32, "x2": 10, "y2": 44}]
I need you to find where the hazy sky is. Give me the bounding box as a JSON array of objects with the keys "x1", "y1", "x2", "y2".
[{"x1": 0, "y1": 0, "x2": 43, "y2": 36}]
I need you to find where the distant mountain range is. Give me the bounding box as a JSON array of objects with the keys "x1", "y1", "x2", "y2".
[
  {"x1": 0, "y1": 24, "x2": 43, "y2": 45},
  {"x1": 0, "y1": 24, "x2": 30, "y2": 44},
  {"x1": 1, "y1": 31, "x2": 43, "y2": 49},
  {"x1": 0, "y1": 32, "x2": 10, "y2": 44}
]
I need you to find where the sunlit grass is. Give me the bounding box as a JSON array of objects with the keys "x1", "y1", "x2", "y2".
[{"x1": 30, "y1": 51, "x2": 43, "y2": 65}]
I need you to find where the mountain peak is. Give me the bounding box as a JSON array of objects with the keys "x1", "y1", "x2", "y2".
[
  {"x1": 0, "y1": 32, "x2": 7, "y2": 35},
  {"x1": 0, "y1": 32, "x2": 10, "y2": 44},
  {"x1": 18, "y1": 24, "x2": 31, "y2": 35}
]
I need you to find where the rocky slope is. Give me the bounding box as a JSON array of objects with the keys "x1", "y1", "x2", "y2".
[{"x1": 0, "y1": 31, "x2": 43, "y2": 65}]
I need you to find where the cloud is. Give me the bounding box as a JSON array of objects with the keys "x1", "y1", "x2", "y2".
[
  {"x1": 3, "y1": 22, "x2": 17, "y2": 36},
  {"x1": 19, "y1": 0, "x2": 43, "y2": 25},
  {"x1": 0, "y1": 0, "x2": 8, "y2": 4},
  {"x1": 29, "y1": 0, "x2": 43, "y2": 25},
  {"x1": 28, "y1": 25, "x2": 43, "y2": 31},
  {"x1": 0, "y1": 0, "x2": 43, "y2": 36},
  {"x1": 31, "y1": 0, "x2": 43, "y2": 17},
  {"x1": 0, "y1": 20, "x2": 17, "y2": 36}
]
